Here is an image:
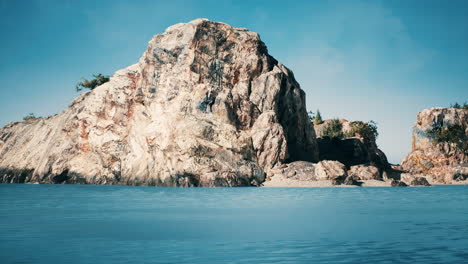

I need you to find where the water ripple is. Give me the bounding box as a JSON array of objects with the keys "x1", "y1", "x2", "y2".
[{"x1": 0, "y1": 184, "x2": 467, "y2": 263}]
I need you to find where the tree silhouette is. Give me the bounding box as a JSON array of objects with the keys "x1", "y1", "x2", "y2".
[
  {"x1": 314, "y1": 110, "x2": 323, "y2": 125},
  {"x1": 76, "y1": 74, "x2": 110, "y2": 92}
]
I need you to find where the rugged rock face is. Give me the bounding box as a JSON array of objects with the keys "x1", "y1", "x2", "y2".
[
  {"x1": 401, "y1": 107, "x2": 467, "y2": 184},
  {"x1": 0, "y1": 19, "x2": 318, "y2": 186},
  {"x1": 314, "y1": 119, "x2": 391, "y2": 173}
]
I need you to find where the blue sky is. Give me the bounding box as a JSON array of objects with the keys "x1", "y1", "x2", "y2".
[{"x1": 0, "y1": 0, "x2": 467, "y2": 163}]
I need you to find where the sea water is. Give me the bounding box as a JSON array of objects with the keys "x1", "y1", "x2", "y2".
[{"x1": 0, "y1": 184, "x2": 467, "y2": 263}]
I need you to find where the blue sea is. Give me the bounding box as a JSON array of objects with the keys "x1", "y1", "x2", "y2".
[{"x1": 0, "y1": 184, "x2": 467, "y2": 264}]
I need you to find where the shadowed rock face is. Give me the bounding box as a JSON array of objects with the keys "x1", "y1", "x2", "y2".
[
  {"x1": 401, "y1": 107, "x2": 468, "y2": 183},
  {"x1": 317, "y1": 137, "x2": 369, "y2": 166},
  {"x1": 0, "y1": 19, "x2": 318, "y2": 186}
]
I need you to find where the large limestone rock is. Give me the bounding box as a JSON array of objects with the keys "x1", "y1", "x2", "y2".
[
  {"x1": 401, "y1": 107, "x2": 467, "y2": 184},
  {"x1": 0, "y1": 19, "x2": 318, "y2": 186}
]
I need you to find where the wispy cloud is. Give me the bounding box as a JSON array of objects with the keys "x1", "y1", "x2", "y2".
[{"x1": 283, "y1": 1, "x2": 436, "y2": 163}]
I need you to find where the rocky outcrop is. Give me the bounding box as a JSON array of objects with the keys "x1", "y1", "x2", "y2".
[
  {"x1": 263, "y1": 116, "x2": 420, "y2": 187},
  {"x1": 266, "y1": 160, "x2": 365, "y2": 186},
  {"x1": 314, "y1": 119, "x2": 391, "y2": 175},
  {"x1": 0, "y1": 19, "x2": 318, "y2": 186},
  {"x1": 401, "y1": 107, "x2": 467, "y2": 184},
  {"x1": 264, "y1": 160, "x2": 363, "y2": 187}
]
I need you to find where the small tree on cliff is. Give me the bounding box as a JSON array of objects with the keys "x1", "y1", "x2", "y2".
[
  {"x1": 76, "y1": 74, "x2": 110, "y2": 92},
  {"x1": 314, "y1": 110, "x2": 323, "y2": 125},
  {"x1": 307, "y1": 111, "x2": 315, "y2": 122},
  {"x1": 451, "y1": 102, "x2": 461, "y2": 109},
  {"x1": 450, "y1": 102, "x2": 468, "y2": 109},
  {"x1": 23, "y1": 113, "x2": 41, "y2": 121}
]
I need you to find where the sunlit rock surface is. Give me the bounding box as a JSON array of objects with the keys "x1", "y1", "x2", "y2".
[
  {"x1": 0, "y1": 19, "x2": 318, "y2": 186},
  {"x1": 401, "y1": 107, "x2": 467, "y2": 184}
]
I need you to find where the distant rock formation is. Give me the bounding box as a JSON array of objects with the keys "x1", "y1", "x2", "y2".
[
  {"x1": 314, "y1": 119, "x2": 391, "y2": 176},
  {"x1": 0, "y1": 19, "x2": 318, "y2": 186},
  {"x1": 263, "y1": 119, "x2": 396, "y2": 187},
  {"x1": 401, "y1": 107, "x2": 467, "y2": 184},
  {"x1": 2, "y1": 19, "x2": 462, "y2": 188}
]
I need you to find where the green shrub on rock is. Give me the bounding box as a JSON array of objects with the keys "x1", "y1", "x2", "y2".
[
  {"x1": 450, "y1": 102, "x2": 468, "y2": 109},
  {"x1": 23, "y1": 113, "x2": 41, "y2": 121},
  {"x1": 425, "y1": 124, "x2": 467, "y2": 151},
  {"x1": 314, "y1": 110, "x2": 324, "y2": 125},
  {"x1": 76, "y1": 74, "x2": 110, "y2": 92},
  {"x1": 322, "y1": 119, "x2": 344, "y2": 139},
  {"x1": 307, "y1": 111, "x2": 315, "y2": 122},
  {"x1": 345, "y1": 121, "x2": 379, "y2": 141}
]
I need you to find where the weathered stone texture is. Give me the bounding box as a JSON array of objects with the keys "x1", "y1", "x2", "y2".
[
  {"x1": 401, "y1": 107, "x2": 467, "y2": 184},
  {"x1": 0, "y1": 19, "x2": 318, "y2": 186}
]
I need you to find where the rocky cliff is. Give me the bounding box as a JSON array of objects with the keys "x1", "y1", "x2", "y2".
[
  {"x1": 0, "y1": 19, "x2": 318, "y2": 186},
  {"x1": 401, "y1": 107, "x2": 468, "y2": 183}
]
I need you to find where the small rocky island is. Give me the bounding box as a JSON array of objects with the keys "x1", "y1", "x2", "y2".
[
  {"x1": 0, "y1": 19, "x2": 466, "y2": 187},
  {"x1": 401, "y1": 107, "x2": 467, "y2": 184}
]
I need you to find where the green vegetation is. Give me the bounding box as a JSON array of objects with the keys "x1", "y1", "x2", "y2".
[
  {"x1": 426, "y1": 124, "x2": 467, "y2": 150},
  {"x1": 23, "y1": 113, "x2": 41, "y2": 121},
  {"x1": 321, "y1": 119, "x2": 344, "y2": 139},
  {"x1": 76, "y1": 74, "x2": 110, "y2": 92},
  {"x1": 314, "y1": 109, "x2": 323, "y2": 125},
  {"x1": 345, "y1": 121, "x2": 379, "y2": 141},
  {"x1": 450, "y1": 102, "x2": 468, "y2": 109},
  {"x1": 307, "y1": 109, "x2": 324, "y2": 125},
  {"x1": 307, "y1": 111, "x2": 315, "y2": 122}
]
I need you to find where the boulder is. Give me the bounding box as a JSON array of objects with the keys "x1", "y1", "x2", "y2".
[
  {"x1": 315, "y1": 160, "x2": 347, "y2": 180},
  {"x1": 400, "y1": 173, "x2": 415, "y2": 184},
  {"x1": 343, "y1": 175, "x2": 362, "y2": 186},
  {"x1": 454, "y1": 172, "x2": 468, "y2": 181},
  {"x1": 331, "y1": 175, "x2": 362, "y2": 186},
  {"x1": 401, "y1": 173, "x2": 431, "y2": 186},
  {"x1": 279, "y1": 161, "x2": 316, "y2": 181},
  {"x1": 390, "y1": 179, "x2": 408, "y2": 187},
  {"x1": 348, "y1": 165, "x2": 381, "y2": 180},
  {"x1": 331, "y1": 175, "x2": 345, "y2": 185},
  {"x1": 410, "y1": 177, "x2": 431, "y2": 186}
]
